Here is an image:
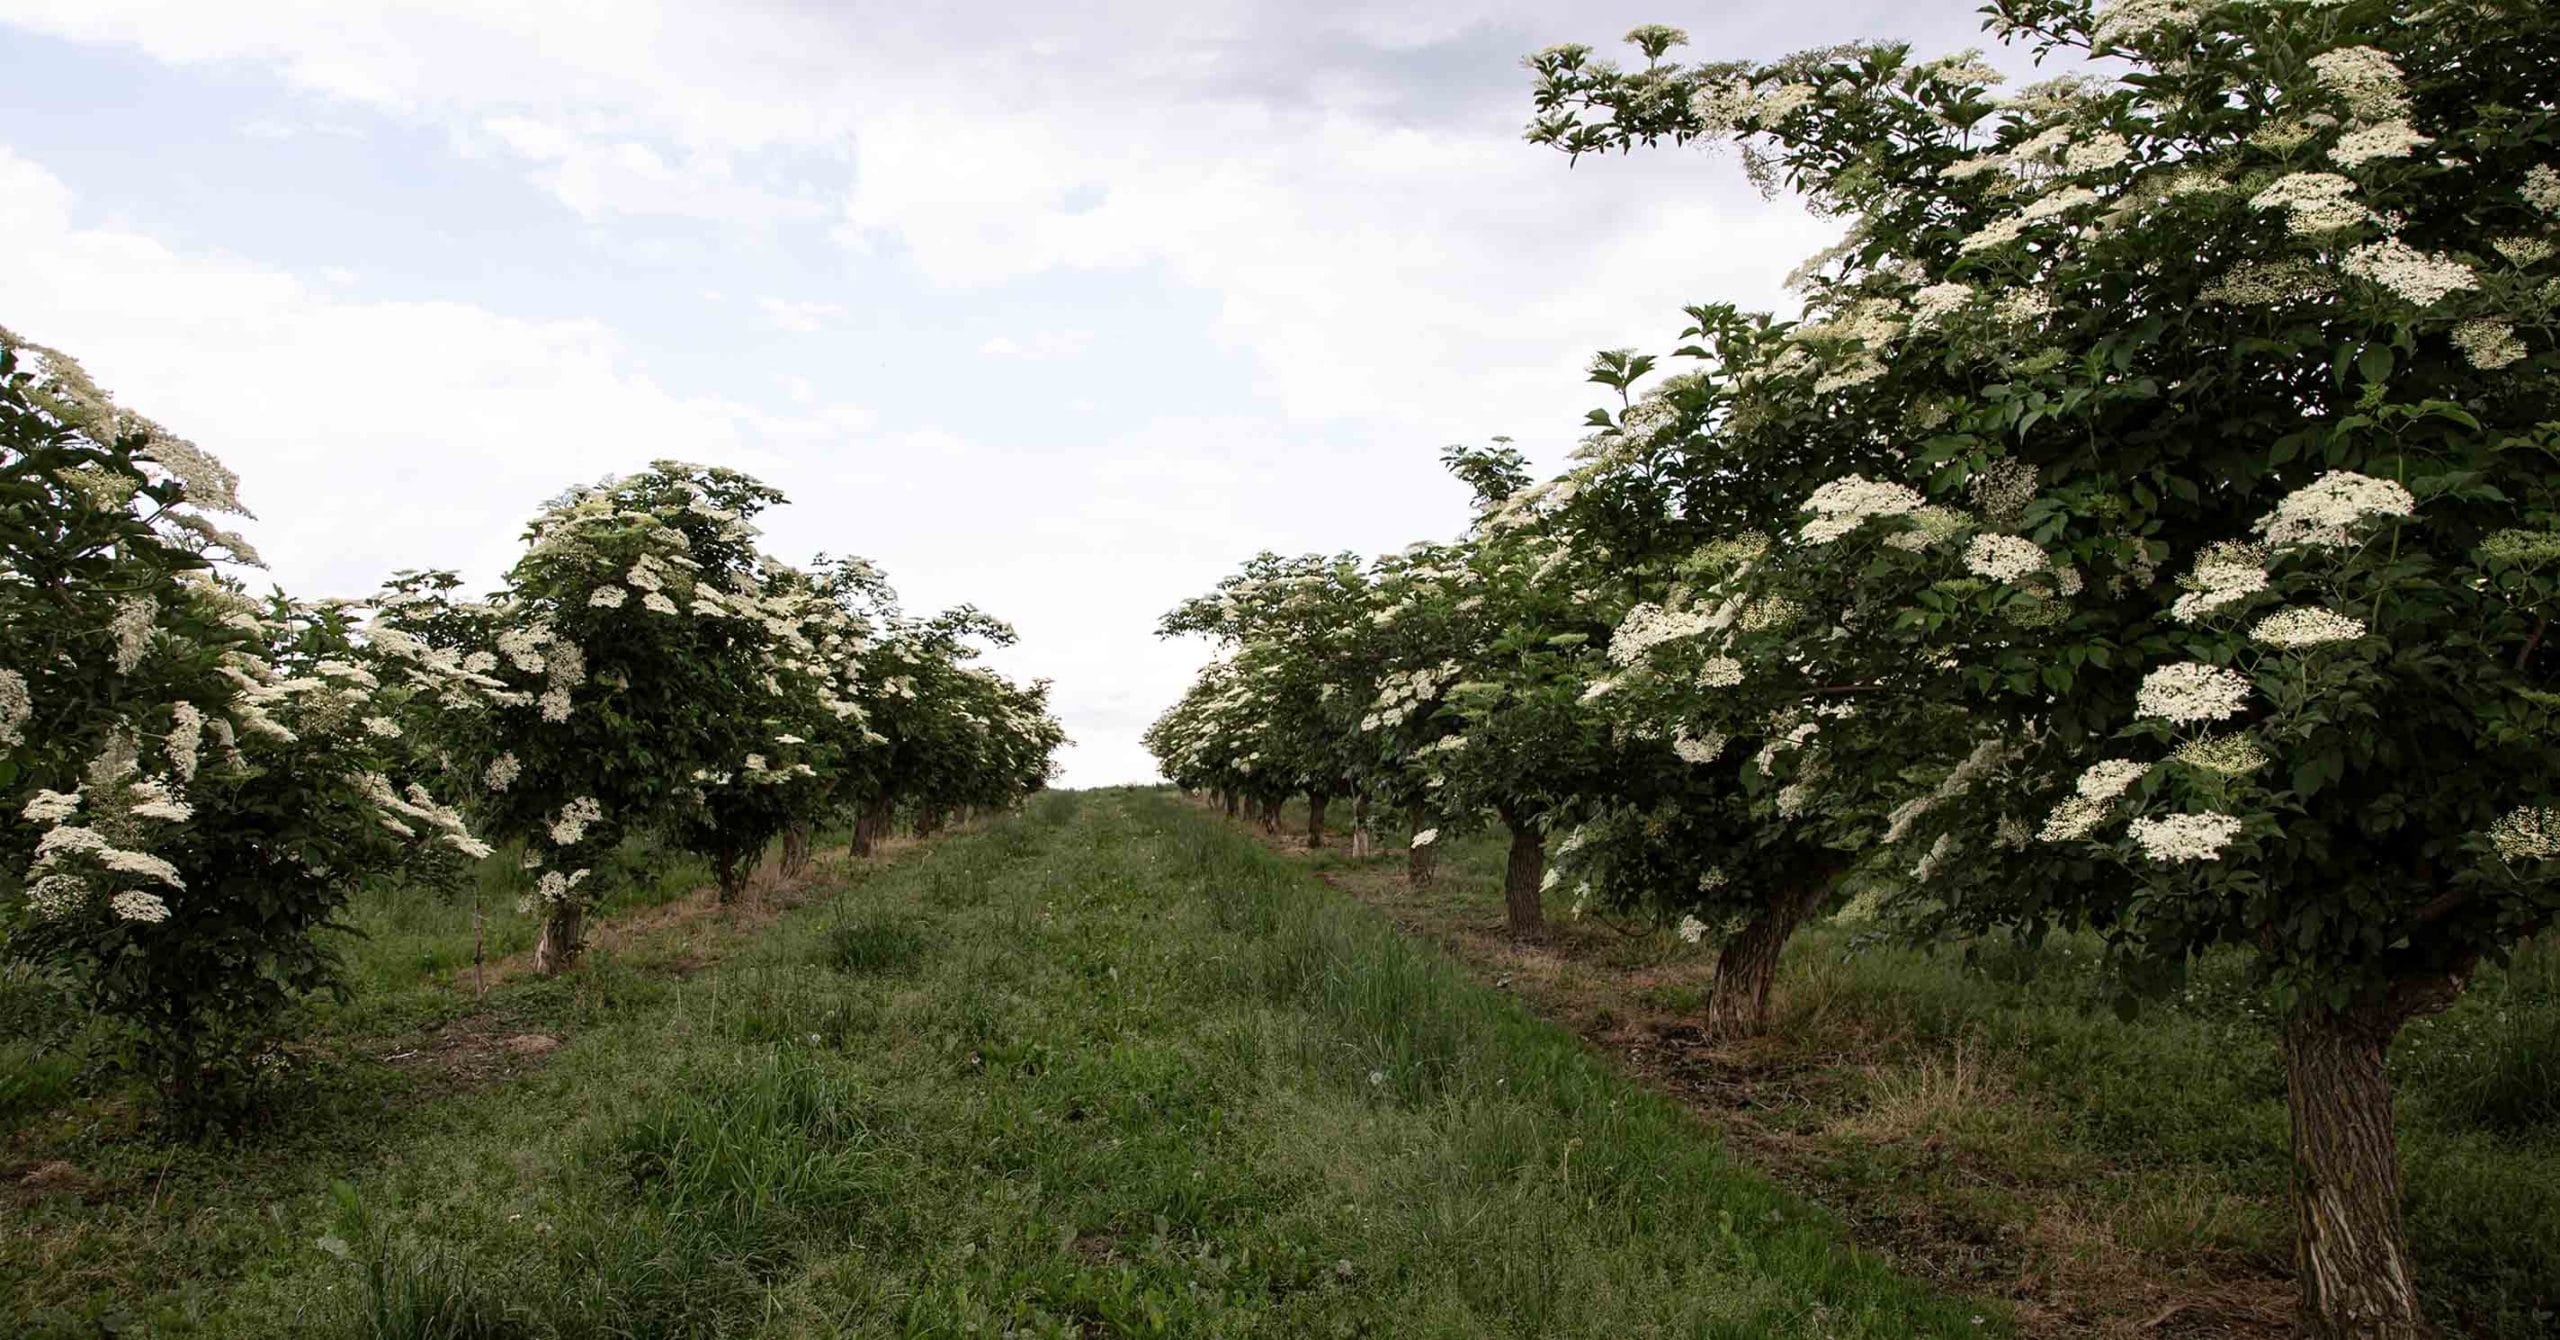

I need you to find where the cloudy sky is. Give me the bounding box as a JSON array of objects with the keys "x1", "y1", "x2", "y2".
[{"x1": 0, "y1": 0, "x2": 2023, "y2": 785}]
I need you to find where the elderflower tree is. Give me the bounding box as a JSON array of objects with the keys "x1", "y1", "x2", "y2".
[
  {"x1": 1, "y1": 330, "x2": 482, "y2": 1123},
  {"x1": 846, "y1": 604, "x2": 1063, "y2": 841},
  {"x1": 1528, "y1": 0, "x2": 2559, "y2": 1329},
  {"x1": 1158, "y1": 551, "x2": 1383, "y2": 845},
  {"x1": 1391, "y1": 445, "x2": 1628, "y2": 935},
  {"x1": 371, "y1": 462, "x2": 811, "y2": 968}
]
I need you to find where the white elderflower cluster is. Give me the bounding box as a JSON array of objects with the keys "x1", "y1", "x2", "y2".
[
  {"x1": 1967, "y1": 460, "x2": 2038, "y2": 523},
  {"x1": 2170, "y1": 550, "x2": 2269, "y2": 623},
  {"x1": 1609, "y1": 603, "x2": 1714, "y2": 665},
  {"x1": 109, "y1": 596, "x2": 157, "y2": 674},
  {"x1": 110, "y1": 889, "x2": 172, "y2": 923},
  {"x1": 483, "y1": 752, "x2": 522, "y2": 792},
  {"x1": 2452, "y1": 320, "x2": 2526, "y2": 370},
  {"x1": 1964, "y1": 534, "x2": 2047, "y2": 582},
  {"x1": 166, "y1": 701, "x2": 203, "y2": 783},
  {"x1": 1410, "y1": 828, "x2": 1440, "y2": 849},
  {"x1": 2488, "y1": 807, "x2": 2560, "y2": 861},
  {"x1": 2063, "y1": 132, "x2": 2132, "y2": 174},
  {"x1": 2040, "y1": 795, "x2": 2111, "y2": 842},
  {"x1": 548, "y1": 796, "x2": 604, "y2": 846},
  {"x1": 1886, "y1": 506, "x2": 1971, "y2": 553},
  {"x1": 2254, "y1": 471, "x2": 2417, "y2": 548},
  {"x1": 2251, "y1": 607, "x2": 2366, "y2": 648},
  {"x1": 2135, "y1": 661, "x2": 2253, "y2": 725},
  {"x1": 1676, "y1": 914, "x2": 1708, "y2": 944},
  {"x1": 1908, "y1": 282, "x2": 1974, "y2": 328},
  {"x1": 642, "y1": 591, "x2": 681, "y2": 615},
  {"x1": 1697, "y1": 656, "x2": 1744, "y2": 689},
  {"x1": 589, "y1": 585, "x2": 629, "y2": 609},
  {"x1": 1958, "y1": 215, "x2": 2031, "y2": 254},
  {"x1": 2342, "y1": 239, "x2": 2477, "y2": 306},
  {"x1": 2177, "y1": 734, "x2": 2270, "y2": 776},
  {"x1": 24, "y1": 789, "x2": 81, "y2": 823},
  {"x1": 1363, "y1": 661, "x2": 1461, "y2": 732},
  {"x1": 1801, "y1": 476, "x2": 1927, "y2": 543},
  {"x1": 2076, "y1": 759, "x2": 2151, "y2": 801},
  {"x1": 2200, "y1": 258, "x2": 2335, "y2": 307},
  {"x1": 2526, "y1": 165, "x2": 2560, "y2": 215},
  {"x1": 0, "y1": 668, "x2": 28, "y2": 749},
  {"x1": 1913, "y1": 832, "x2": 1958, "y2": 884},
  {"x1": 1736, "y1": 597, "x2": 1802, "y2": 633},
  {"x1": 2128, "y1": 812, "x2": 2243, "y2": 862},
  {"x1": 539, "y1": 685, "x2": 574, "y2": 723},
  {"x1": 2494, "y1": 235, "x2": 2555, "y2": 267},
  {"x1": 1672, "y1": 726, "x2": 1728, "y2": 765},
  {"x1": 529, "y1": 867, "x2": 593, "y2": 910},
  {"x1": 2092, "y1": 0, "x2": 2200, "y2": 45},
  {"x1": 2330, "y1": 120, "x2": 2429, "y2": 166},
  {"x1": 2249, "y1": 172, "x2": 2375, "y2": 235},
  {"x1": 2307, "y1": 46, "x2": 2409, "y2": 119}
]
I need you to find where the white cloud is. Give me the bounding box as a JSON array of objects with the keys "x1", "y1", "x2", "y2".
[
  {"x1": 0, "y1": 147, "x2": 863, "y2": 598},
  {"x1": 757, "y1": 295, "x2": 847, "y2": 333},
  {"x1": 979, "y1": 329, "x2": 1093, "y2": 360}
]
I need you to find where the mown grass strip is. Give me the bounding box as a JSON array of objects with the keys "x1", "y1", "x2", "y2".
[{"x1": 10, "y1": 790, "x2": 1998, "y2": 1338}]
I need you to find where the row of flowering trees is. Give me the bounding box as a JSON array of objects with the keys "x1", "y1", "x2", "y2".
[
  {"x1": 1149, "y1": 1, "x2": 2556, "y2": 1334},
  {"x1": 2, "y1": 326, "x2": 1064, "y2": 1126}
]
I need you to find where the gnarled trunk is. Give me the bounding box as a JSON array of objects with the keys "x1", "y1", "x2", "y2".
[
  {"x1": 1307, "y1": 790, "x2": 1331, "y2": 850},
  {"x1": 713, "y1": 845, "x2": 752, "y2": 905},
  {"x1": 853, "y1": 792, "x2": 895, "y2": 857},
  {"x1": 779, "y1": 825, "x2": 813, "y2": 880},
  {"x1": 1351, "y1": 793, "x2": 1372, "y2": 858},
  {"x1": 1406, "y1": 801, "x2": 1437, "y2": 888},
  {"x1": 1257, "y1": 795, "x2": 1284, "y2": 833},
  {"x1": 1500, "y1": 814, "x2": 1544, "y2": 937},
  {"x1": 1706, "y1": 880, "x2": 1828, "y2": 1038},
  {"x1": 534, "y1": 902, "x2": 584, "y2": 976},
  {"x1": 2285, "y1": 1003, "x2": 2425, "y2": 1339}
]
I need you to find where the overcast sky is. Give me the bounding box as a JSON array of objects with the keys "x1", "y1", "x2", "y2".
[{"x1": 0, "y1": 0, "x2": 2033, "y2": 786}]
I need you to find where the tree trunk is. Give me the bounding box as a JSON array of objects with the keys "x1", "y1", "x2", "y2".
[
  {"x1": 779, "y1": 825, "x2": 813, "y2": 880},
  {"x1": 1351, "y1": 793, "x2": 1372, "y2": 858},
  {"x1": 533, "y1": 902, "x2": 583, "y2": 976},
  {"x1": 1707, "y1": 880, "x2": 1829, "y2": 1037},
  {"x1": 853, "y1": 793, "x2": 894, "y2": 857},
  {"x1": 2284, "y1": 1003, "x2": 2426, "y2": 1339},
  {"x1": 1258, "y1": 796, "x2": 1284, "y2": 833},
  {"x1": 1406, "y1": 801, "x2": 1437, "y2": 888},
  {"x1": 1222, "y1": 791, "x2": 1241, "y2": 820},
  {"x1": 1307, "y1": 791, "x2": 1331, "y2": 850},
  {"x1": 714, "y1": 846, "x2": 751, "y2": 905},
  {"x1": 1501, "y1": 817, "x2": 1544, "y2": 937}
]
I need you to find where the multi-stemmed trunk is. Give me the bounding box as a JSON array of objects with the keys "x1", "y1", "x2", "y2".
[
  {"x1": 1705, "y1": 880, "x2": 1830, "y2": 1037},
  {"x1": 778, "y1": 825, "x2": 813, "y2": 881},
  {"x1": 852, "y1": 792, "x2": 895, "y2": 857},
  {"x1": 712, "y1": 844, "x2": 753, "y2": 905},
  {"x1": 2283, "y1": 997, "x2": 2435, "y2": 1339},
  {"x1": 1405, "y1": 801, "x2": 1437, "y2": 888},
  {"x1": 534, "y1": 902, "x2": 583, "y2": 976},
  {"x1": 1350, "y1": 792, "x2": 1372, "y2": 858},
  {"x1": 1222, "y1": 791, "x2": 1241, "y2": 821},
  {"x1": 1499, "y1": 808, "x2": 1544, "y2": 937},
  {"x1": 1257, "y1": 795, "x2": 1285, "y2": 834},
  {"x1": 1307, "y1": 790, "x2": 1331, "y2": 850}
]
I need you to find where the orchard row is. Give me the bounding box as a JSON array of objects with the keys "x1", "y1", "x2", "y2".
[
  {"x1": 0, "y1": 328, "x2": 1065, "y2": 1126},
  {"x1": 1149, "y1": 2, "x2": 2557, "y2": 1335}
]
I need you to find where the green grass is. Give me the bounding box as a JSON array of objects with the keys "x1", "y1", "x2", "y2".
[
  {"x1": 1272, "y1": 801, "x2": 2560, "y2": 1338},
  {"x1": 4, "y1": 792, "x2": 1999, "y2": 1338}
]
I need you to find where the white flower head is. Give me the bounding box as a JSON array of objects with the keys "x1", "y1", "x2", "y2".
[
  {"x1": 2488, "y1": 807, "x2": 2560, "y2": 861},
  {"x1": 2075, "y1": 759, "x2": 2150, "y2": 801},
  {"x1": 2250, "y1": 607, "x2": 2366, "y2": 649},
  {"x1": 1676, "y1": 914, "x2": 1708, "y2": 944},
  {"x1": 1410, "y1": 828, "x2": 1440, "y2": 849},
  {"x1": 110, "y1": 890, "x2": 172, "y2": 923},
  {"x1": 2127, "y1": 811, "x2": 2243, "y2": 862},
  {"x1": 2254, "y1": 471, "x2": 2416, "y2": 549},
  {"x1": 1964, "y1": 533, "x2": 2047, "y2": 582},
  {"x1": 2135, "y1": 662, "x2": 2253, "y2": 726}
]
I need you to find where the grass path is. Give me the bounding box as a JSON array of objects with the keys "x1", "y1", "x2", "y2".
[{"x1": 8, "y1": 789, "x2": 1999, "y2": 1338}]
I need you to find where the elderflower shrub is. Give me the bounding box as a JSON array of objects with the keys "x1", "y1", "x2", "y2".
[
  {"x1": 1524, "y1": 7, "x2": 2560, "y2": 1315},
  {"x1": 2, "y1": 329, "x2": 481, "y2": 1124}
]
